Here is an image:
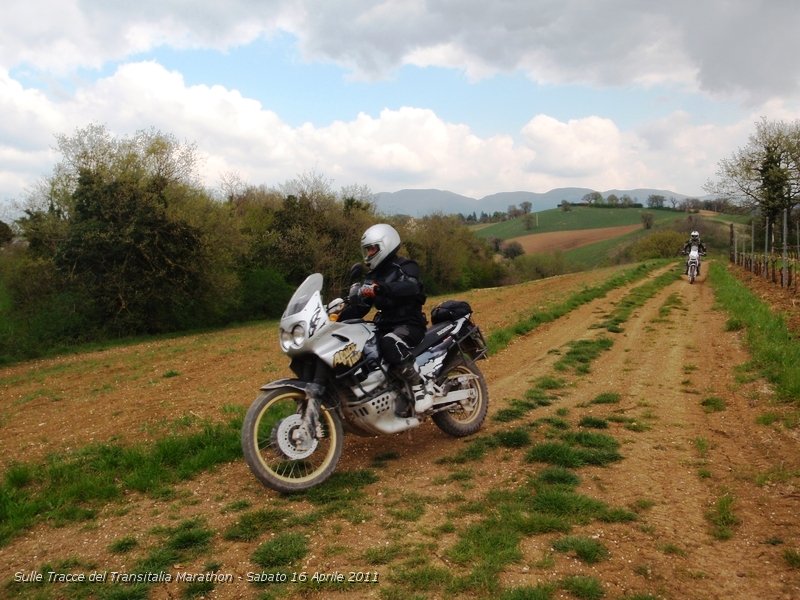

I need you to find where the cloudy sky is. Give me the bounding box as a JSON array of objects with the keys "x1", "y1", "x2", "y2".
[{"x1": 2, "y1": 0, "x2": 800, "y2": 218}]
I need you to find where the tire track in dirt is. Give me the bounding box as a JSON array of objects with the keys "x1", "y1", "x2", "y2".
[
  {"x1": 495, "y1": 266, "x2": 800, "y2": 599},
  {"x1": 4, "y1": 263, "x2": 800, "y2": 600}
]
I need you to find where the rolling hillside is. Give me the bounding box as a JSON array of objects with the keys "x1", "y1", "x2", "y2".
[
  {"x1": 1, "y1": 261, "x2": 800, "y2": 599},
  {"x1": 473, "y1": 206, "x2": 681, "y2": 240}
]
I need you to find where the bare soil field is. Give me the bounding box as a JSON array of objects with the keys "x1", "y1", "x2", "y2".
[
  {"x1": 509, "y1": 225, "x2": 641, "y2": 254},
  {"x1": 2, "y1": 261, "x2": 800, "y2": 599}
]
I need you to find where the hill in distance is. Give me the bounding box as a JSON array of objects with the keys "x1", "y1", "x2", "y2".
[{"x1": 373, "y1": 187, "x2": 697, "y2": 217}]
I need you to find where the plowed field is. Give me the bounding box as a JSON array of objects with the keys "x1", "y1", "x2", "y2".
[
  {"x1": 2, "y1": 261, "x2": 800, "y2": 599},
  {"x1": 509, "y1": 224, "x2": 641, "y2": 253}
]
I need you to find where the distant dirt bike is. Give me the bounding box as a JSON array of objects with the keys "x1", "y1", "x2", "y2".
[
  {"x1": 682, "y1": 247, "x2": 705, "y2": 284},
  {"x1": 241, "y1": 271, "x2": 489, "y2": 493}
]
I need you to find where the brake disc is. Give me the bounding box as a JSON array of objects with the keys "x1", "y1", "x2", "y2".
[{"x1": 271, "y1": 414, "x2": 319, "y2": 460}]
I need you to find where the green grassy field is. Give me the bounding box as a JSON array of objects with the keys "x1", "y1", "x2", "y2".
[{"x1": 473, "y1": 206, "x2": 680, "y2": 240}]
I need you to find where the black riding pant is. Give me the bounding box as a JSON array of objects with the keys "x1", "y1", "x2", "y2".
[{"x1": 377, "y1": 323, "x2": 425, "y2": 367}]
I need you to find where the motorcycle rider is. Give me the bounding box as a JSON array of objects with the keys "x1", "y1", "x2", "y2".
[
  {"x1": 681, "y1": 230, "x2": 707, "y2": 275},
  {"x1": 339, "y1": 223, "x2": 434, "y2": 417}
]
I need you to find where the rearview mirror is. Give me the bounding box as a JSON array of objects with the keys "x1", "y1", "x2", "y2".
[{"x1": 348, "y1": 262, "x2": 364, "y2": 282}]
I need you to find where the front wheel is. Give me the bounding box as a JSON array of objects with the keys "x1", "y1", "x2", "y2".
[
  {"x1": 241, "y1": 388, "x2": 343, "y2": 493},
  {"x1": 688, "y1": 264, "x2": 697, "y2": 284},
  {"x1": 432, "y1": 359, "x2": 489, "y2": 437}
]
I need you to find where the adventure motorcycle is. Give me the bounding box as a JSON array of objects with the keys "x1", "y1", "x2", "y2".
[
  {"x1": 241, "y1": 272, "x2": 489, "y2": 493},
  {"x1": 682, "y1": 246, "x2": 705, "y2": 284}
]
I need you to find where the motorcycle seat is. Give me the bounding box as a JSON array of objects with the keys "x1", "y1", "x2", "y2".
[{"x1": 413, "y1": 322, "x2": 457, "y2": 356}]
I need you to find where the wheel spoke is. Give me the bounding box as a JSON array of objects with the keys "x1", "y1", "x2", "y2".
[{"x1": 246, "y1": 391, "x2": 338, "y2": 484}]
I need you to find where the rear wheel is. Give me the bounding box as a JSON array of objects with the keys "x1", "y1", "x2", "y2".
[
  {"x1": 432, "y1": 359, "x2": 489, "y2": 437},
  {"x1": 241, "y1": 388, "x2": 343, "y2": 493}
]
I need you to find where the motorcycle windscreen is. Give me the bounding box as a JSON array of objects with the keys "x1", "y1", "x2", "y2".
[{"x1": 283, "y1": 273, "x2": 324, "y2": 318}]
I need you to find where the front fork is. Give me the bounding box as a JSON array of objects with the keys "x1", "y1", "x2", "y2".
[
  {"x1": 260, "y1": 378, "x2": 326, "y2": 445},
  {"x1": 299, "y1": 383, "x2": 324, "y2": 442}
]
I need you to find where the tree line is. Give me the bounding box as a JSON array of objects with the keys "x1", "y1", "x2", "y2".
[
  {"x1": 0, "y1": 125, "x2": 503, "y2": 363},
  {"x1": 707, "y1": 117, "x2": 800, "y2": 250}
]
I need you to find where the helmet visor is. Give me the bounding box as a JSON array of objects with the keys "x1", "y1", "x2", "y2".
[{"x1": 363, "y1": 243, "x2": 380, "y2": 260}]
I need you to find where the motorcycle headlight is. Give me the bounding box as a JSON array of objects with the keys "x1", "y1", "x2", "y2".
[
  {"x1": 279, "y1": 322, "x2": 308, "y2": 351},
  {"x1": 291, "y1": 323, "x2": 306, "y2": 346},
  {"x1": 279, "y1": 328, "x2": 294, "y2": 351}
]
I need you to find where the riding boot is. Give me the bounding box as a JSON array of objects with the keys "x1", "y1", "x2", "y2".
[{"x1": 396, "y1": 361, "x2": 434, "y2": 415}]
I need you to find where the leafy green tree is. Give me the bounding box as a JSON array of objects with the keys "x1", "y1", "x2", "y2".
[
  {"x1": 13, "y1": 124, "x2": 231, "y2": 337},
  {"x1": 628, "y1": 231, "x2": 685, "y2": 260},
  {"x1": 509, "y1": 251, "x2": 565, "y2": 282},
  {"x1": 0, "y1": 220, "x2": 12, "y2": 245},
  {"x1": 582, "y1": 191, "x2": 603, "y2": 205},
  {"x1": 707, "y1": 117, "x2": 800, "y2": 219},
  {"x1": 501, "y1": 241, "x2": 525, "y2": 259},
  {"x1": 523, "y1": 213, "x2": 535, "y2": 231},
  {"x1": 401, "y1": 214, "x2": 504, "y2": 293},
  {"x1": 55, "y1": 167, "x2": 207, "y2": 332}
]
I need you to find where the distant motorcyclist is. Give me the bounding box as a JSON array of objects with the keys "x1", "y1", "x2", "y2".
[
  {"x1": 339, "y1": 223, "x2": 434, "y2": 416},
  {"x1": 681, "y1": 230, "x2": 707, "y2": 275}
]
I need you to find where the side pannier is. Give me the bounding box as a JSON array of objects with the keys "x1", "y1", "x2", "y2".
[{"x1": 431, "y1": 300, "x2": 472, "y2": 324}]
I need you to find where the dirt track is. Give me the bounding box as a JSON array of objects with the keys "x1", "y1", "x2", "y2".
[{"x1": 2, "y1": 262, "x2": 800, "y2": 599}]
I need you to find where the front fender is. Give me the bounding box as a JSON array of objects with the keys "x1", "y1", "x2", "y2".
[
  {"x1": 260, "y1": 378, "x2": 339, "y2": 411},
  {"x1": 260, "y1": 378, "x2": 312, "y2": 393}
]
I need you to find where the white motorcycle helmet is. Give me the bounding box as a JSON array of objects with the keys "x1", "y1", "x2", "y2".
[
  {"x1": 690, "y1": 230, "x2": 700, "y2": 243},
  {"x1": 361, "y1": 223, "x2": 401, "y2": 270}
]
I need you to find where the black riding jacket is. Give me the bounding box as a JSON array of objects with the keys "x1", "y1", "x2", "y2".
[
  {"x1": 340, "y1": 253, "x2": 427, "y2": 330},
  {"x1": 682, "y1": 240, "x2": 707, "y2": 254}
]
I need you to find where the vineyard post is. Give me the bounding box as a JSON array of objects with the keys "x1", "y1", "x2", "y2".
[
  {"x1": 765, "y1": 216, "x2": 770, "y2": 280},
  {"x1": 783, "y1": 208, "x2": 789, "y2": 288},
  {"x1": 730, "y1": 223, "x2": 734, "y2": 263}
]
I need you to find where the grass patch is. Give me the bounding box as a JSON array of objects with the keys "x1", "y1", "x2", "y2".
[
  {"x1": 387, "y1": 493, "x2": 429, "y2": 522},
  {"x1": 701, "y1": 396, "x2": 727, "y2": 412},
  {"x1": 527, "y1": 431, "x2": 622, "y2": 468},
  {"x1": 486, "y1": 262, "x2": 662, "y2": 354},
  {"x1": 597, "y1": 268, "x2": 682, "y2": 333},
  {"x1": 706, "y1": 490, "x2": 740, "y2": 540},
  {"x1": 495, "y1": 428, "x2": 533, "y2": 448},
  {"x1": 656, "y1": 292, "x2": 685, "y2": 320},
  {"x1": 363, "y1": 543, "x2": 407, "y2": 565},
  {"x1": 135, "y1": 518, "x2": 214, "y2": 574},
  {"x1": 108, "y1": 535, "x2": 138, "y2": 554},
  {"x1": 579, "y1": 416, "x2": 609, "y2": 429},
  {"x1": 590, "y1": 392, "x2": 621, "y2": 405},
  {"x1": 552, "y1": 535, "x2": 609, "y2": 563},
  {"x1": 710, "y1": 262, "x2": 800, "y2": 402},
  {"x1": 784, "y1": 548, "x2": 800, "y2": 569},
  {"x1": 223, "y1": 508, "x2": 292, "y2": 541},
  {"x1": 554, "y1": 337, "x2": 614, "y2": 374},
  {"x1": 437, "y1": 437, "x2": 498, "y2": 464},
  {"x1": 756, "y1": 412, "x2": 780, "y2": 426},
  {"x1": 443, "y1": 469, "x2": 631, "y2": 594},
  {"x1": 560, "y1": 575, "x2": 605, "y2": 600},
  {"x1": 694, "y1": 437, "x2": 710, "y2": 458},
  {"x1": 252, "y1": 532, "x2": 308, "y2": 569},
  {"x1": 0, "y1": 416, "x2": 243, "y2": 546},
  {"x1": 500, "y1": 584, "x2": 556, "y2": 600}
]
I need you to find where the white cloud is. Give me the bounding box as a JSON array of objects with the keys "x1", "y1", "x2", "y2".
[
  {"x1": 5, "y1": 1, "x2": 799, "y2": 99},
  {"x1": 0, "y1": 58, "x2": 783, "y2": 211},
  {"x1": 2, "y1": 1, "x2": 800, "y2": 212}
]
